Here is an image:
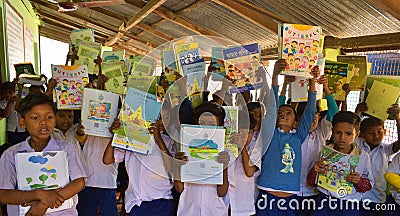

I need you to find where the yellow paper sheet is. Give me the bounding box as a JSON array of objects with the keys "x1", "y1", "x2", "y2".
[{"x1": 365, "y1": 80, "x2": 400, "y2": 120}]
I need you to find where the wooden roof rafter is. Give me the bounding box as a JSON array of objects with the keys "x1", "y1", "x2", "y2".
[{"x1": 106, "y1": 0, "x2": 167, "y2": 46}]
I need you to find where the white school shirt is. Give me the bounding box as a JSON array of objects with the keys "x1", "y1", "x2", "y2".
[
  {"x1": 355, "y1": 138, "x2": 393, "y2": 203},
  {"x1": 0, "y1": 100, "x2": 25, "y2": 132},
  {"x1": 51, "y1": 124, "x2": 88, "y2": 174},
  {"x1": 227, "y1": 131, "x2": 261, "y2": 216},
  {"x1": 177, "y1": 183, "x2": 229, "y2": 216},
  {"x1": 298, "y1": 118, "x2": 332, "y2": 197},
  {"x1": 114, "y1": 134, "x2": 176, "y2": 213},
  {"x1": 386, "y1": 151, "x2": 400, "y2": 205},
  {"x1": 84, "y1": 135, "x2": 118, "y2": 188},
  {"x1": 316, "y1": 143, "x2": 374, "y2": 201},
  {"x1": 0, "y1": 137, "x2": 87, "y2": 216}
]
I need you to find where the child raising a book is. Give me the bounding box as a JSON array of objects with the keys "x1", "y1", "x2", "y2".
[
  {"x1": 0, "y1": 93, "x2": 86, "y2": 216},
  {"x1": 307, "y1": 111, "x2": 373, "y2": 215}
]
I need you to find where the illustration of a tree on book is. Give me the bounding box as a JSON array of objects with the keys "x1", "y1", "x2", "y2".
[
  {"x1": 317, "y1": 146, "x2": 360, "y2": 194},
  {"x1": 25, "y1": 155, "x2": 60, "y2": 190}
]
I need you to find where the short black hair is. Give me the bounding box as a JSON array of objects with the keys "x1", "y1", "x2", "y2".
[
  {"x1": 193, "y1": 102, "x2": 225, "y2": 126},
  {"x1": 279, "y1": 104, "x2": 299, "y2": 122},
  {"x1": 18, "y1": 93, "x2": 56, "y2": 118},
  {"x1": 360, "y1": 116, "x2": 384, "y2": 133},
  {"x1": 1, "y1": 81, "x2": 15, "y2": 92},
  {"x1": 247, "y1": 102, "x2": 261, "y2": 112},
  {"x1": 332, "y1": 111, "x2": 361, "y2": 131}
]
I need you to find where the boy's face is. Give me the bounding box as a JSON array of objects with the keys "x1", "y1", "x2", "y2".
[
  {"x1": 250, "y1": 107, "x2": 261, "y2": 130},
  {"x1": 3, "y1": 90, "x2": 15, "y2": 101},
  {"x1": 19, "y1": 104, "x2": 55, "y2": 142},
  {"x1": 198, "y1": 113, "x2": 219, "y2": 126},
  {"x1": 332, "y1": 122, "x2": 359, "y2": 149},
  {"x1": 55, "y1": 110, "x2": 74, "y2": 133},
  {"x1": 277, "y1": 106, "x2": 297, "y2": 130},
  {"x1": 361, "y1": 125, "x2": 385, "y2": 146}
]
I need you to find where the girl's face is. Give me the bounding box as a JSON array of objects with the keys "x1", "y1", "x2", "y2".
[
  {"x1": 250, "y1": 107, "x2": 261, "y2": 131},
  {"x1": 332, "y1": 122, "x2": 359, "y2": 151},
  {"x1": 198, "y1": 113, "x2": 219, "y2": 126}
]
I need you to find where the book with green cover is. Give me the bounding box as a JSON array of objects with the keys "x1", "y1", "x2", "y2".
[
  {"x1": 103, "y1": 62, "x2": 126, "y2": 94},
  {"x1": 337, "y1": 55, "x2": 369, "y2": 91},
  {"x1": 324, "y1": 61, "x2": 354, "y2": 101},
  {"x1": 75, "y1": 41, "x2": 102, "y2": 74}
]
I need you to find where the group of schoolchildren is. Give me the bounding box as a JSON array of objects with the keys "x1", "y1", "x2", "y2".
[{"x1": 0, "y1": 59, "x2": 400, "y2": 216}]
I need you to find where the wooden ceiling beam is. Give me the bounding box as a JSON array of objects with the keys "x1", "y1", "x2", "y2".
[
  {"x1": 211, "y1": 0, "x2": 278, "y2": 34},
  {"x1": 107, "y1": 0, "x2": 167, "y2": 46},
  {"x1": 90, "y1": 7, "x2": 128, "y2": 22},
  {"x1": 234, "y1": 0, "x2": 288, "y2": 23},
  {"x1": 175, "y1": 0, "x2": 208, "y2": 14},
  {"x1": 136, "y1": 22, "x2": 172, "y2": 41}
]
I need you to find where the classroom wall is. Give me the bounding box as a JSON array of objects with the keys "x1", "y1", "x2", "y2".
[{"x1": 0, "y1": 0, "x2": 40, "y2": 82}]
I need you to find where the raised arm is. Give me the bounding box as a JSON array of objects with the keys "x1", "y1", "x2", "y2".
[
  {"x1": 320, "y1": 75, "x2": 339, "y2": 122},
  {"x1": 388, "y1": 104, "x2": 400, "y2": 153}
]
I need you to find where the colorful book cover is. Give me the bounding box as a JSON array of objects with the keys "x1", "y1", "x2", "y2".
[
  {"x1": 52, "y1": 65, "x2": 88, "y2": 109},
  {"x1": 127, "y1": 75, "x2": 157, "y2": 95},
  {"x1": 174, "y1": 42, "x2": 199, "y2": 74},
  {"x1": 186, "y1": 71, "x2": 205, "y2": 108},
  {"x1": 222, "y1": 43, "x2": 262, "y2": 93},
  {"x1": 14, "y1": 62, "x2": 35, "y2": 76},
  {"x1": 75, "y1": 41, "x2": 101, "y2": 74},
  {"x1": 211, "y1": 47, "x2": 226, "y2": 81},
  {"x1": 70, "y1": 28, "x2": 94, "y2": 47},
  {"x1": 111, "y1": 130, "x2": 151, "y2": 155},
  {"x1": 317, "y1": 146, "x2": 360, "y2": 195},
  {"x1": 102, "y1": 50, "x2": 125, "y2": 63},
  {"x1": 117, "y1": 87, "x2": 161, "y2": 144},
  {"x1": 180, "y1": 124, "x2": 225, "y2": 184},
  {"x1": 290, "y1": 55, "x2": 325, "y2": 102},
  {"x1": 103, "y1": 62, "x2": 126, "y2": 94},
  {"x1": 365, "y1": 80, "x2": 400, "y2": 120},
  {"x1": 324, "y1": 61, "x2": 354, "y2": 101},
  {"x1": 280, "y1": 24, "x2": 322, "y2": 78},
  {"x1": 337, "y1": 55, "x2": 369, "y2": 91},
  {"x1": 16, "y1": 151, "x2": 73, "y2": 215},
  {"x1": 223, "y1": 106, "x2": 239, "y2": 158},
  {"x1": 81, "y1": 88, "x2": 120, "y2": 138}
]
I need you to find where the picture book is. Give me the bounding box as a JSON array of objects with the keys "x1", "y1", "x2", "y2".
[
  {"x1": 222, "y1": 43, "x2": 262, "y2": 93},
  {"x1": 280, "y1": 24, "x2": 322, "y2": 78},
  {"x1": 117, "y1": 87, "x2": 161, "y2": 144},
  {"x1": 174, "y1": 42, "x2": 200, "y2": 74},
  {"x1": 102, "y1": 50, "x2": 125, "y2": 63},
  {"x1": 52, "y1": 65, "x2": 88, "y2": 109},
  {"x1": 75, "y1": 41, "x2": 102, "y2": 74},
  {"x1": 81, "y1": 88, "x2": 120, "y2": 138},
  {"x1": 16, "y1": 151, "x2": 73, "y2": 215},
  {"x1": 363, "y1": 75, "x2": 400, "y2": 101},
  {"x1": 158, "y1": 50, "x2": 180, "y2": 101},
  {"x1": 289, "y1": 55, "x2": 325, "y2": 102},
  {"x1": 70, "y1": 28, "x2": 94, "y2": 47},
  {"x1": 131, "y1": 55, "x2": 156, "y2": 76},
  {"x1": 317, "y1": 146, "x2": 360, "y2": 195},
  {"x1": 324, "y1": 61, "x2": 354, "y2": 101},
  {"x1": 180, "y1": 124, "x2": 225, "y2": 184},
  {"x1": 223, "y1": 106, "x2": 239, "y2": 158},
  {"x1": 103, "y1": 62, "x2": 126, "y2": 94},
  {"x1": 128, "y1": 75, "x2": 157, "y2": 95},
  {"x1": 111, "y1": 130, "x2": 152, "y2": 155},
  {"x1": 211, "y1": 47, "x2": 226, "y2": 81},
  {"x1": 337, "y1": 55, "x2": 369, "y2": 91},
  {"x1": 365, "y1": 80, "x2": 400, "y2": 120},
  {"x1": 14, "y1": 62, "x2": 35, "y2": 76},
  {"x1": 186, "y1": 71, "x2": 205, "y2": 108}
]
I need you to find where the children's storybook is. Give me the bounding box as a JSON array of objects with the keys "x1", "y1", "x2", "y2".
[
  {"x1": 180, "y1": 124, "x2": 225, "y2": 184},
  {"x1": 112, "y1": 87, "x2": 161, "y2": 153},
  {"x1": 317, "y1": 146, "x2": 360, "y2": 195},
  {"x1": 158, "y1": 50, "x2": 180, "y2": 101},
  {"x1": 223, "y1": 106, "x2": 239, "y2": 158},
  {"x1": 363, "y1": 75, "x2": 400, "y2": 101},
  {"x1": 222, "y1": 43, "x2": 262, "y2": 93},
  {"x1": 337, "y1": 55, "x2": 369, "y2": 91},
  {"x1": 103, "y1": 62, "x2": 126, "y2": 94},
  {"x1": 16, "y1": 151, "x2": 73, "y2": 215},
  {"x1": 52, "y1": 65, "x2": 89, "y2": 109},
  {"x1": 14, "y1": 62, "x2": 35, "y2": 76},
  {"x1": 289, "y1": 55, "x2": 325, "y2": 102},
  {"x1": 323, "y1": 61, "x2": 354, "y2": 101},
  {"x1": 14, "y1": 63, "x2": 46, "y2": 85},
  {"x1": 81, "y1": 88, "x2": 120, "y2": 138},
  {"x1": 131, "y1": 55, "x2": 156, "y2": 76},
  {"x1": 211, "y1": 47, "x2": 226, "y2": 81},
  {"x1": 75, "y1": 41, "x2": 102, "y2": 74},
  {"x1": 365, "y1": 80, "x2": 400, "y2": 120},
  {"x1": 127, "y1": 75, "x2": 157, "y2": 95},
  {"x1": 280, "y1": 24, "x2": 322, "y2": 78},
  {"x1": 70, "y1": 28, "x2": 94, "y2": 47}
]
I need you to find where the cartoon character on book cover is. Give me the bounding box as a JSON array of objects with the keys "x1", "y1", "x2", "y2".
[{"x1": 317, "y1": 146, "x2": 360, "y2": 194}]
